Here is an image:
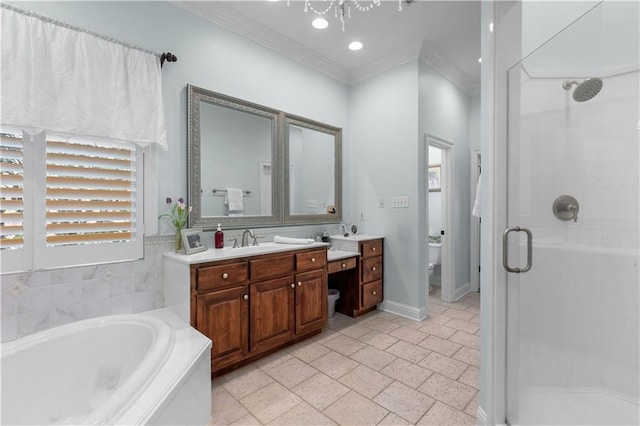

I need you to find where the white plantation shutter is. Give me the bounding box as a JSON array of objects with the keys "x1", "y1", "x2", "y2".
[
  {"x1": 0, "y1": 131, "x2": 144, "y2": 273},
  {"x1": 37, "y1": 137, "x2": 143, "y2": 269},
  {"x1": 0, "y1": 131, "x2": 29, "y2": 272}
]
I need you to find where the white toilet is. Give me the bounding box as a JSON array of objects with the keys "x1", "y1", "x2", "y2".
[{"x1": 428, "y1": 242, "x2": 441, "y2": 283}]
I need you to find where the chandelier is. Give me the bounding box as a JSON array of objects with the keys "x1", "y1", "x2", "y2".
[{"x1": 288, "y1": 1, "x2": 405, "y2": 32}]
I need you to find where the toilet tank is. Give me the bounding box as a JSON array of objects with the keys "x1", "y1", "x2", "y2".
[{"x1": 429, "y1": 243, "x2": 441, "y2": 265}]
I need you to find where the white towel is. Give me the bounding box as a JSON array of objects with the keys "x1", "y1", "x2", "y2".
[
  {"x1": 273, "y1": 235, "x2": 315, "y2": 245},
  {"x1": 472, "y1": 174, "x2": 481, "y2": 218},
  {"x1": 225, "y1": 188, "x2": 244, "y2": 215}
]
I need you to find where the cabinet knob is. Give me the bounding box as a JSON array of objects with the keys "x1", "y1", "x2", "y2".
[
  {"x1": 311, "y1": 257, "x2": 316, "y2": 262},
  {"x1": 290, "y1": 283, "x2": 295, "y2": 288},
  {"x1": 297, "y1": 281, "x2": 302, "y2": 286},
  {"x1": 222, "y1": 273, "x2": 229, "y2": 279},
  {"x1": 372, "y1": 266, "x2": 377, "y2": 271},
  {"x1": 372, "y1": 291, "x2": 377, "y2": 295},
  {"x1": 341, "y1": 263, "x2": 346, "y2": 268},
  {"x1": 243, "y1": 294, "x2": 248, "y2": 300},
  {"x1": 372, "y1": 247, "x2": 377, "y2": 251}
]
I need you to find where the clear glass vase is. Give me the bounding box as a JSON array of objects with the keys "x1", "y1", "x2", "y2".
[{"x1": 175, "y1": 228, "x2": 183, "y2": 252}]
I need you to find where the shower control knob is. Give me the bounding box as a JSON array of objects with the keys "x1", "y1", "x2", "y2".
[{"x1": 553, "y1": 195, "x2": 579, "y2": 222}]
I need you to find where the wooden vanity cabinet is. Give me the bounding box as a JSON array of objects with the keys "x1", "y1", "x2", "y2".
[
  {"x1": 360, "y1": 239, "x2": 384, "y2": 311},
  {"x1": 187, "y1": 247, "x2": 328, "y2": 374}
]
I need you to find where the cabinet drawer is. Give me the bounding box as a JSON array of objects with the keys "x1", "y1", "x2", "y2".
[
  {"x1": 362, "y1": 256, "x2": 383, "y2": 283},
  {"x1": 250, "y1": 254, "x2": 295, "y2": 281},
  {"x1": 361, "y1": 280, "x2": 383, "y2": 308},
  {"x1": 197, "y1": 262, "x2": 249, "y2": 292},
  {"x1": 296, "y1": 249, "x2": 327, "y2": 272},
  {"x1": 361, "y1": 240, "x2": 383, "y2": 258},
  {"x1": 328, "y1": 256, "x2": 357, "y2": 274}
]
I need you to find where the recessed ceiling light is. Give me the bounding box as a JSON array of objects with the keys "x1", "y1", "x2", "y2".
[
  {"x1": 348, "y1": 41, "x2": 363, "y2": 51},
  {"x1": 312, "y1": 18, "x2": 328, "y2": 30},
  {"x1": 478, "y1": 57, "x2": 482, "y2": 63}
]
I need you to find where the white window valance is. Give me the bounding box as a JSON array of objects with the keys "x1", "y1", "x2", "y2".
[{"x1": 0, "y1": 5, "x2": 168, "y2": 150}]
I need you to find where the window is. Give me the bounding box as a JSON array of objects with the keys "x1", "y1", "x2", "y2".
[{"x1": 0, "y1": 130, "x2": 144, "y2": 273}]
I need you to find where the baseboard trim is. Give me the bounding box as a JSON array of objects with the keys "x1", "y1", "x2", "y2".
[
  {"x1": 476, "y1": 406, "x2": 488, "y2": 425},
  {"x1": 455, "y1": 282, "x2": 471, "y2": 301},
  {"x1": 378, "y1": 300, "x2": 426, "y2": 321}
]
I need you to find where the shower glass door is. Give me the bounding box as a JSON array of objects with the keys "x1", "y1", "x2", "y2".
[{"x1": 505, "y1": 2, "x2": 639, "y2": 424}]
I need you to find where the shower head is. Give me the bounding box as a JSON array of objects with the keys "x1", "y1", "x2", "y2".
[{"x1": 562, "y1": 78, "x2": 603, "y2": 102}]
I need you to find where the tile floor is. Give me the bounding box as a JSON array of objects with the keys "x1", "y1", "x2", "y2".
[{"x1": 210, "y1": 290, "x2": 480, "y2": 425}]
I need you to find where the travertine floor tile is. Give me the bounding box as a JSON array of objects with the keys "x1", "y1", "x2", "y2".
[
  {"x1": 453, "y1": 346, "x2": 480, "y2": 367},
  {"x1": 418, "y1": 322, "x2": 457, "y2": 339},
  {"x1": 419, "y1": 335, "x2": 462, "y2": 357},
  {"x1": 324, "y1": 391, "x2": 388, "y2": 425},
  {"x1": 464, "y1": 392, "x2": 480, "y2": 417},
  {"x1": 458, "y1": 365, "x2": 480, "y2": 389},
  {"x1": 358, "y1": 330, "x2": 399, "y2": 350},
  {"x1": 424, "y1": 312, "x2": 451, "y2": 325},
  {"x1": 389, "y1": 325, "x2": 429, "y2": 344},
  {"x1": 441, "y1": 308, "x2": 475, "y2": 321},
  {"x1": 445, "y1": 318, "x2": 480, "y2": 334},
  {"x1": 289, "y1": 342, "x2": 332, "y2": 363},
  {"x1": 323, "y1": 334, "x2": 367, "y2": 356},
  {"x1": 419, "y1": 351, "x2": 468, "y2": 380},
  {"x1": 391, "y1": 316, "x2": 425, "y2": 329},
  {"x1": 211, "y1": 387, "x2": 249, "y2": 425},
  {"x1": 385, "y1": 340, "x2": 430, "y2": 364},
  {"x1": 338, "y1": 364, "x2": 393, "y2": 399},
  {"x1": 359, "y1": 317, "x2": 402, "y2": 334},
  {"x1": 254, "y1": 351, "x2": 293, "y2": 371},
  {"x1": 310, "y1": 350, "x2": 359, "y2": 379},
  {"x1": 230, "y1": 414, "x2": 262, "y2": 426},
  {"x1": 339, "y1": 323, "x2": 371, "y2": 339},
  {"x1": 449, "y1": 330, "x2": 480, "y2": 349},
  {"x1": 427, "y1": 304, "x2": 448, "y2": 314},
  {"x1": 418, "y1": 373, "x2": 476, "y2": 410},
  {"x1": 291, "y1": 373, "x2": 350, "y2": 411},
  {"x1": 373, "y1": 381, "x2": 435, "y2": 424},
  {"x1": 269, "y1": 401, "x2": 336, "y2": 425},
  {"x1": 378, "y1": 413, "x2": 412, "y2": 425},
  {"x1": 417, "y1": 401, "x2": 476, "y2": 425},
  {"x1": 381, "y1": 358, "x2": 433, "y2": 389},
  {"x1": 240, "y1": 382, "x2": 302, "y2": 424},
  {"x1": 350, "y1": 345, "x2": 396, "y2": 370},
  {"x1": 265, "y1": 357, "x2": 319, "y2": 388},
  {"x1": 222, "y1": 367, "x2": 274, "y2": 400}
]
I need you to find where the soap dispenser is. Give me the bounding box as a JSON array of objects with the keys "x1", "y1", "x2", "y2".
[{"x1": 214, "y1": 224, "x2": 224, "y2": 249}]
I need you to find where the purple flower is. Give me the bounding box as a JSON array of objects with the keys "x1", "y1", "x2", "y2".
[
  {"x1": 165, "y1": 197, "x2": 172, "y2": 204},
  {"x1": 178, "y1": 197, "x2": 184, "y2": 204}
]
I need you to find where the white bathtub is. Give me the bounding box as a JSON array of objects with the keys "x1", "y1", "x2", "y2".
[{"x1": 1, "y1": 309, "x2": 212, "y2": 425}]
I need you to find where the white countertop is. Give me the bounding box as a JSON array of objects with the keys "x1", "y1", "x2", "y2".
[
  {"x1": 329, "y1": 234, "x2": 383, "y2": 242},
  {"x1": 163, "y1": 241, "x2": 329, "y2": 264},
  {"x1": 327, "y1": 249, "x2": 360, "y2": 262}
]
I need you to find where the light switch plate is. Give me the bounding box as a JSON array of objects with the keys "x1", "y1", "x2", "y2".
[{"x1": 391, "y1": 196, "x2": 409, "y2": 208}]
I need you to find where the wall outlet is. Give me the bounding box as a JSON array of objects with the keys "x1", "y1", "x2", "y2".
[
  {"x1": 360, "y1": 209, "x2": 366, "y2": 221},
  {"x1": 391, "y1": 196, "x2": 409, "y2": 208},
  {"x1": 378, "y1": 198, "x2": 385, "y2": 208}
]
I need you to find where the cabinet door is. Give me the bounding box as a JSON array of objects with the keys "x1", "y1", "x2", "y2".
[
  {"x1": 295, "y1": 269, "x2": 327, "y2": 335},
  {"x1": 250, "y1": 276, "x2": 295, "y2": 353},
  {"x1": 196, "y1": 286, "x2": 248, "y2": 371}
]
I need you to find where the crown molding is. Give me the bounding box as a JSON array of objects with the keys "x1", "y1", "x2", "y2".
[
  {"x1": 419, "y1": 42, "x2": 478, "y2": 95},
  {"x1": 174, "y1": 1, "x2": 350, "y2": 83}
]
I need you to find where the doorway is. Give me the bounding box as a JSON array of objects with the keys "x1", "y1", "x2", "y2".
[{"x1": 425, "y1": 134, "x2": 455, "y2": 303}]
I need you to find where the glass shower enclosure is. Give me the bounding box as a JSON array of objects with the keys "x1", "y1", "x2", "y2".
[{"x1": 505, "y1": 2, "x2": 639, "y2": 424}]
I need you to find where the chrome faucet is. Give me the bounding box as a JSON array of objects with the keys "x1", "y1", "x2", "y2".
[{"x1": 241, "y1": 229, "x2": 255, "y2": 247}]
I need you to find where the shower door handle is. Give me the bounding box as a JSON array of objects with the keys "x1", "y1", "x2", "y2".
[{"x1": 503, "y1": 227, "x2": 533, "y2": 273}]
